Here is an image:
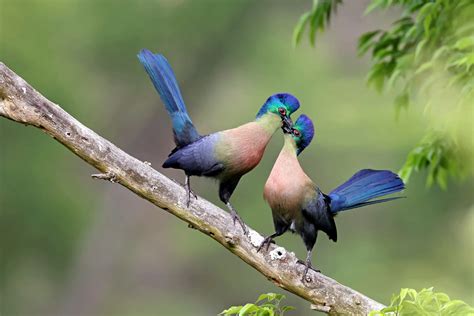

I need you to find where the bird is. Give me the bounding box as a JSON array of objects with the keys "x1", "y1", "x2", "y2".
[
  {"x1": 260, "y1": 114, "x2": 405, "y2": 281},
  {"x1": 137, "y1": 49, "x2": 299, "y2": 235}
]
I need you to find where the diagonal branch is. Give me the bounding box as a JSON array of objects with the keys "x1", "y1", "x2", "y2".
[{"x1": 0, "y1": 62, "x2": 385, "y2": 315}]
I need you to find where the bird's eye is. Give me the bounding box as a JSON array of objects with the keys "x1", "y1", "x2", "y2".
[
  {"x1": 293, "y1": 129, "x2": 301, "y2": 137},
  {"x1": 278, "y1": 107, "x2": 286, "y2": 116}
]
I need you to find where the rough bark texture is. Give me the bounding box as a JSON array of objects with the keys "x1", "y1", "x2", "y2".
[{"x1": 0, "y1": 62, "x2": 385, "y2": 315}]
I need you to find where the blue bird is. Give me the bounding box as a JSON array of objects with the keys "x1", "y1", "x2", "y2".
[
  {"x1": 137, "y1": 49, "x2": 299, "y2": 235},
  {"x1": 260, "y1": 115, "x2": 405, "y2": 280}
]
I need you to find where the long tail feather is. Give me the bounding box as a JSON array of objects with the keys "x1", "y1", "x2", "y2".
[
  {"x1": 138, "y1": 49, "x2": 200, "y2": 147},
  {"x1": 328, "y1": 169, "x2": 405, "y2": 213}
]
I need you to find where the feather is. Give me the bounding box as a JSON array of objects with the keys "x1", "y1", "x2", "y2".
[
  {"x1": 137, "y1": 49, "x2": 200, "y2": 147},
  {"x1": 329, "y1": 169, "x2": 405, "y2": 213}
]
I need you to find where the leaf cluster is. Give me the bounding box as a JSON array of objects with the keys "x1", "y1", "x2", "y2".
[
  {"x1": 220, "y1": 293, "x2": 295, "y2": 316},
  {"x1": 294, "y1": 0, "x2": 474, "y2": 188},
  {"x1": 398, "y1": 133, "x2": 464, "y2": 189},
  {"x1": 359, "y1": 0, "x2": 474, "y2": 106},
  {"x1": 370, "y1": 287, "x2": 474, "y2": 315},
  {"x1": 293, "y1": 0, "x2": 343, "y2": 47},
  {"x1": 359, "y1": 0, "x2": 474, "y2": 187}
]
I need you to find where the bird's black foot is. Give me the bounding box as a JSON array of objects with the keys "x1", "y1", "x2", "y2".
[
  {"x1": 297, "y1": 259, "x2": 320, "y2": 282},
  {"x1": 257, "y1": 236, "x2": 275, "y2": 252},
  {"x1": 184, "y1": 176, "x2": 198, "y2": 207},
  {"x1": 229, "y1": 207, "x2": 249, "y2": 236},
  {"x1": 184, "y1": 186, "x2": 198, "y2": 208}
]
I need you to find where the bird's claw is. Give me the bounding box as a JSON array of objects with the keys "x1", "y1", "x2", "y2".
[
  {"x1": 257, "y1": 236, "x2": 275, "y2": 252},
  {"x1": 297, "y1": 259, "x2": 321, "y2": 283},
  {"x1": 184, "y1": 185, "x2": 198, "y2": 208},
  {"x1": 231, "y1": 211, "x2": 249, "y2": 236}
]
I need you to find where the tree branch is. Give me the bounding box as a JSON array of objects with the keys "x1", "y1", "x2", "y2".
[{"x1": 0, "y1": 62, "x2": 385, "y2": 315}]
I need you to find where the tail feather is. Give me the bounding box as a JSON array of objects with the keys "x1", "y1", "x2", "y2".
[
  {"x1": 329, "y1": 169, "x2": 405, "y2": 213},
  {"x1": 138, "y1": 49, "x2": 200, "y2": 147}
]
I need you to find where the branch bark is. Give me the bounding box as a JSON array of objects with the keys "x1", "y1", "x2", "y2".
[{"x1": 0, "y1": 62, "x2": 385, "y2": 315}]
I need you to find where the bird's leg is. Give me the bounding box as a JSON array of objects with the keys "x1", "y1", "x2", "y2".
[
  {"x1": 300, "y1": 250, "x2": 320, "y2": 282},
  {"x1": 257, "y1": 235, "x2": 276, "y2": 252},
  {"x1": 257, "y1": 229, "x2": 287, "y2": 252},
  {"x1": 184, "y1": 175, "x2": 197, "y2": 207},
  {"x1": 226, "y1": 202, "x2": 249, "y2": 236}
]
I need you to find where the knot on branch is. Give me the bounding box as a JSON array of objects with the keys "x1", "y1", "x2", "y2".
[
  {"x1": 269, "y1": 247, "x2": 287, "y2": 261},
  {"x1": 224, "y1": 233, "x2": 237, "y2": 246}
]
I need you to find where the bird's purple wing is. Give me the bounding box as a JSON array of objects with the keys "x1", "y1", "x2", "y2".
[{"x1": 162, "y1": 134, "x2": 224, "y2": 177}]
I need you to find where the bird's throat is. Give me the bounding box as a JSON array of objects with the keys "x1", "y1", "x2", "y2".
[
  {"x1": 255, "y1": 112, "x2": 283, "y2": 135},
  {"x1": 282, "y1": 134, "x2": 298, "y2": 155}
]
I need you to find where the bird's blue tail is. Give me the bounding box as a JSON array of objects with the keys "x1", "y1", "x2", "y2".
[
  {"x1": 138, "y1": 49, "x2": 200, "y2": 147},
  {"x1": 328, "y1": 169, "x2": 405, "y2": 213}
]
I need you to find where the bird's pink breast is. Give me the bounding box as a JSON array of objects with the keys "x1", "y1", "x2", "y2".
[
  {"x1": 264, "y1": 149, "x2": 314, "y2": 214},
  {"x1": 217, "y1": 122, "x2": 273, "y2": 176}
]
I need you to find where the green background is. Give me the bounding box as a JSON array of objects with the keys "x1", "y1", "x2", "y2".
[{"x1": 1, "y1": 1, "x2": 472, "y2": 315}]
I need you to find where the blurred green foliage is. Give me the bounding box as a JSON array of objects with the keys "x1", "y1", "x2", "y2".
[
  {"x1": 223, "y1": 289, "x2": 474, "y2": 316},
  {"x1": 220, "y1": 293, "x2": 294, "y2": 316},
  {"x1": 292, "y1": 0, "x2": 343, "y2": 47},
  {"x1": 370, "y1": 288, "x2": 474, "y2": 315},
  {"x1": 295, "y1": 0, "x2": 474, "y2": 188}
]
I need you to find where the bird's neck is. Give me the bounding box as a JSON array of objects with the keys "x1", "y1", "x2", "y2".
[
  {"x1": 254, "y1": 112, "x2": 282, "y2": 135},
  {"x1": 282, "y1": 134, "x2": 298, "y2": 155},
  {"x1": 269, "y1": 135, "x2": 305, "y2": 182},
  {"x1": 263, "y1": 134, "x2": 314, "y2": 211}
]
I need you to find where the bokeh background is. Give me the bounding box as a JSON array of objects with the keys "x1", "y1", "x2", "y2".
[{"x1": 1, "y1": 1, "x2": 472, "y2": 315}]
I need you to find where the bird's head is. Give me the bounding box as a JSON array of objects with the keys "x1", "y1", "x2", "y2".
[
  {"x1": 256, "y1": 93, "x2": 300, "y2": 130},
  {"x1": 284, "y1": 114, "x2": 314, "y2": 155}
]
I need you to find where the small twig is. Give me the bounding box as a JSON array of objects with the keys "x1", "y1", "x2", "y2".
[
  {"x1": 91, "y1": 171, "x2": 117, "y2": 183},
  {"x1": 311, "y1": 304, "x2": 332, "y2": 313}
]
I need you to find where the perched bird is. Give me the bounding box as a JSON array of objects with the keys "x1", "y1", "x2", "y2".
[
  {"x1": 260, "y1": 115, "x2": 405, "y2": 281},
  {"x1": 137, "y1": 49, "x2": 299, "y2": 235}
]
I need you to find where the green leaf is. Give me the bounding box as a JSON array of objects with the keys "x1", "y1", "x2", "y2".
[
  {"x1": 414, "y1": 39, "x2": 427, "y2": 61},
  {"x1": 399, "y1": 288, "x2": 409, "y2": 302},
  {"x1": 414, "y1": 61, "x2": 433, "y2": 74},
  {"x1": 423, "y1": 13, "x2": 432, "y2": 35},
  {"x1": 239, "y1": 303, "x2": 259, "y2": 316},
  {"x1": 256, "y1": 294, "x2": 270, "y2": 303},
  {"x1": 365, "y1": 0, "x2": 387, "y2": 15},
  {"x1": 220, "y1": 306, "x2": 243, "y2": 315},
  {"x1": 258, "y1": 293, "x2": 283, "y2": 303},
  {"x1": 416, "y1": 3, "x2": 435, "y2": 24},
  {"x1": 256, "y1": 308, "x2": 273, "y2": 316},
  {"x1": 281, "y1": 305, "x2": 295, "y2": 312},
  {"x1": 441, "y1": 299, "x2": 474, "y2": 314},
  {"x1": 434, "y1": 292, "x2": 451, "y2": 305},
  {"x1": 432, "y1": 46, "x2": 449, "y2": 61},
  {"x1": 308, "y1": 9, "x2": 323, "y2": 46},
  {"x1": 292, "y1": 11, "x2": 312, "y2": 47},
  {"x1": 454, "y1": 36, "x2": 474, "y2": 50},
  {"x1": 358, "y1": 30, "x2": 381, "y2": 56}
]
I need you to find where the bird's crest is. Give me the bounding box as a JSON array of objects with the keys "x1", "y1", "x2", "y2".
[
  {"x1": 256, "y1": 93, "x2": 300, "y2": 119},
  {"x1": 293, "y1": 114, "x2": 314, "y2": 155}
]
